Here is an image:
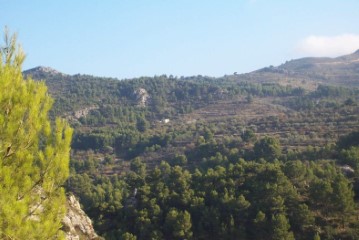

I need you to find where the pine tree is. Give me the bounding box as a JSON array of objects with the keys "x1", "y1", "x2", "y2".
[
  {"x1": 0, "y1": 29, "x2": 72, "y2": 239},
  {"x1": 331, "y1": 174, "x2": 355, "y2": 227},
  {"x1": 254, "y1": 137, "x2": 281, "y2": 161},
  {"x1": 271, "y1": 213, "x2": 295, "y2": 240},
  {"x1": 165, "y1": 209, "x2": 193, "y2": 240},
  {"x1": 313, "y1": 232, "x2": 321, "y2": 240}
]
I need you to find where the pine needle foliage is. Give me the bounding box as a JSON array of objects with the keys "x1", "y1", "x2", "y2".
[{"x1": 0, "y1": 28, "x2": 73, "y2": 240}]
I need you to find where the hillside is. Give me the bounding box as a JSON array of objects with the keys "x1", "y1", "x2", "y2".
[
  {"x1": 227, "y1": 49, "x2": 359, "y2": 88},
  {"x1": 23, "y1": 51, "x2": 359, "y2": 158},
  {"x1": 23, "y1": 53, "x2": 359, "y2": 239}
]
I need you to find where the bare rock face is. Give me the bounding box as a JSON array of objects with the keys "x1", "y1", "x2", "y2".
[
  {"x1": 23, "y1": 66, "x2": 67, "y2": 77},
  {"x1": 133, "y1": 88, "x2": 150, "y2": 107},
  {"x1": 62, "y1": 194, "x2": 101, "y2": 240},
  {"x1": 73, "y1": 106, "x2": 98, "y2": 119}
]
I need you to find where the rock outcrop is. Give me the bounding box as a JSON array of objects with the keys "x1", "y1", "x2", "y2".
[
  {"x1": 23, "y1": 66, "x2": 67, "y2": 77},
  {"x1": 62, "y1": 194, "x2": 101, "y2": 240},
  {"x1": 73, "y1": 106, "x2": 98, "y2": 119},
  {"x1": 133, "y1": 88, "x2": 150, "y2": 107}
]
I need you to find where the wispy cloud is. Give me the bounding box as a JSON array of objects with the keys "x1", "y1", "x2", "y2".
[{"x1": 297, "y1": 34, "x2": 359, "y2": 57}]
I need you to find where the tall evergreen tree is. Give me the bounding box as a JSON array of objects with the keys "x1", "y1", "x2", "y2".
[
  {"x1": 271, "y1": 213, "x2": 295, "y2": 240},
  {"x1": 254, "y1": 137, "x2": 281, "y2": 161},
  {"x1": 331, "y1": 174, "x2": 355, "y2": 226},
  {"x1": 165, "y1": 209, "x2": 193, "y2": 240},
  {"x1": 0, "y1": 29, "x2": 72, "y2": 239}
]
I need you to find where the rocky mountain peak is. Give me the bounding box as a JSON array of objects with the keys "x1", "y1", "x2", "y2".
[{"x1": 23, "y1": 66, "x2": 67, "y2": 77}]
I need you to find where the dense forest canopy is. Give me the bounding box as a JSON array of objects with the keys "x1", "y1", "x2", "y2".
[
  {"x1": 22, "y1": 45, "x2": 359, "y2": 240},
  {"x1": 67, "y1": 134, "x2": 359, "y2": 240}
]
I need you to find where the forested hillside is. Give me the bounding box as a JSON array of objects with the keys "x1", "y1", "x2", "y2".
[
  {"x1": 229, "y1": 50, "x2": 359, "y2": 88},
  {"x1": 23, "y1": 51, "x2": 359, "y2": 239}
]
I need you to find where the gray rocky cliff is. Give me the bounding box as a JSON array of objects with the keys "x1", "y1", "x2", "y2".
[
  {"x1": 62, "y1": 194, "x2": 101, "y2": 240},
  {"x1": 133, "y1": 88, "x2": 150, "y2": 107}
]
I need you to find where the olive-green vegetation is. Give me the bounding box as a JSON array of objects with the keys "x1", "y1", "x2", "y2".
[
  {"x1": 0, "y1": 31, "x2": 72, "y2": 239},
  {"x1": 230, "y1": 50, "x2": 359, "y2": 88},
  {"x1": 68, "y1": 136, "x2": 359, "y2": 240},
  {"x1": 25, "y1": 47, "x2": 359, "y2": 239}
]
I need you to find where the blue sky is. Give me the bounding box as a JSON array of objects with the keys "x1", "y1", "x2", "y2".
[{"x1": 2, "y1": 0, "x2": 359, "y2": 79}]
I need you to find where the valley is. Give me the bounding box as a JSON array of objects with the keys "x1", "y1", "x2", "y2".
[{"x1": 24, "y1": 50, "x2": 359, "y2": 239}]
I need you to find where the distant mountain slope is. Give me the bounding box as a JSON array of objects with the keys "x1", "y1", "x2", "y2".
[
  {"x1": 24, "y1": 50, "x2": 359, "y2": 88},
  {"x1": 278, "y1": 49, "x2": 359, "y2": 75},
  {"x1": 24, "y1": 67, "x2": 120, "y2": 115},
  {"x1": 22, "y1": 50, "x2": 359, "y2": 118},
  {"x1": 22, "y1": 54, "x2": 359, "y2": 240},
  {"x1": 23, "y1": 66, "x2": 67, "y2": 78},
  {"x1": 229, "y1": 50, "x2": 359, "y2": 87},
  {"x1": 23, "y1": 67, "x2": 229, "y2": 119}
]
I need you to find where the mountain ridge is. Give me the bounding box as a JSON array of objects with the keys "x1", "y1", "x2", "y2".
[
  {"x1": 22, "y1": 50, "x2": 359, "y2": 240},
  {"x1": 23, "y1": 66, "x2": 67, "y2": 77},
  {"x1": 225, "y1": 49, "x2": 359, "y2": 88},
  {"x1": 23, "y1": 49, "x2": 359, "y2": 82}
]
